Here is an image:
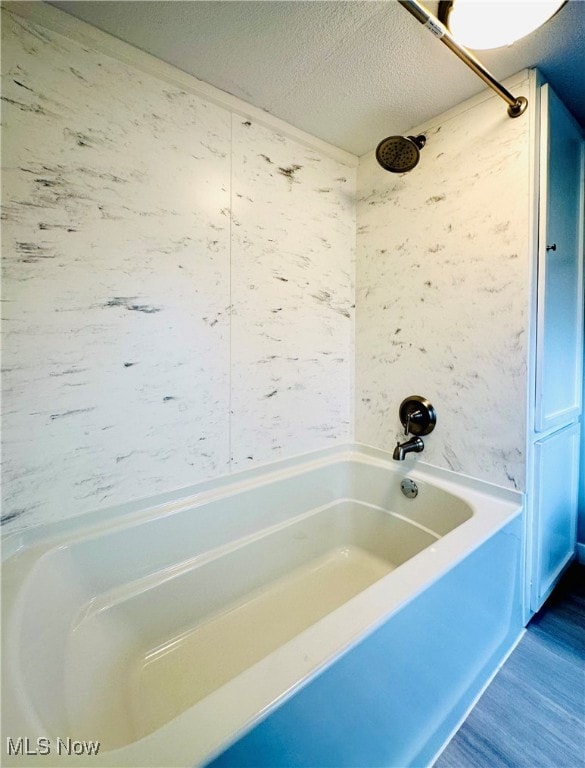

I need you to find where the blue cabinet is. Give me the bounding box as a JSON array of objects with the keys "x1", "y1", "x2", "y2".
[
  {"x1": 530, "y1": 423, "x2": 580, "y2": 611},
  {"x1": 528, "y1": 83, "x2": 584, "y2": 615},
  {"x1": 534, "y1": 84, "x2": 584, "y2": 432}
]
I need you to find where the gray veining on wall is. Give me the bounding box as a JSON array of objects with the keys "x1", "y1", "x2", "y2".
[
  {"x1": 355, "y1": 78, "x2": 532, "y2": 490},
  {"x1": 230, "y1": 118, "x2": 354, "y2": 467},
  {"x1": 1, "y1": 9, "x2": 356, "y2": 533},
  {"x1": 1, "y1": 11, "x2": 232, "y2": 529},
  {"x1": 2, "y1": 3, "x2": 529, "y2": 533}
]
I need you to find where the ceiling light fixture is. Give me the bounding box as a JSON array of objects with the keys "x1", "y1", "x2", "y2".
[
  {"x1": 398, "y1": 0, "x2": 528, "y2": 117},
  {"x1": 437, "y1": 0, "x2": 567, "y2": 50}
]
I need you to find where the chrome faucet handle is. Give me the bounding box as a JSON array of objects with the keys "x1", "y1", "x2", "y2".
[{"x1": 405, "y1": 409, "x2": 422, "y2": 435}]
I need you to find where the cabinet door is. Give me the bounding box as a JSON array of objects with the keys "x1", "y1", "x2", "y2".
[
  {"x1": 534, "y1": 84, "x2": 584, "y2": 432},
  {"x1": 530, "y1": 423, "x2": 580, "y2": 613}
]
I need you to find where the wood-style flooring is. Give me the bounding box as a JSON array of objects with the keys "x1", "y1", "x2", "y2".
[{"x1": 434, "y1": 562, "x2": 585, "y2": 768}]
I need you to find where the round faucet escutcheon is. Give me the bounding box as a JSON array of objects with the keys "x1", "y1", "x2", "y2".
[{"x1": 399, "y1": 396, "x2": 437, "y2": 436}]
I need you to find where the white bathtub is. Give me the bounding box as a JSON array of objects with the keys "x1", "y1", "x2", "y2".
[{"x1": 1, "y1": 444, "x2": 523, "y2": 767}]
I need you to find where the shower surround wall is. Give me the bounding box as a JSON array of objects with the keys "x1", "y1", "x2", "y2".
[
  {"x1": 356, "y1": 72, "x2": 532, "y2": 491},
  {"x1": 1, "y1": 4, "x2": 540, "y2": 540},
  {"x1": 1, "y1": 8, "x2": 355, "y2": 532}
]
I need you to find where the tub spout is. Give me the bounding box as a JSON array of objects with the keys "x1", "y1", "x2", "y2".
[{"x1": 393, "y1": 436, "x2": 424, "y2": 461}]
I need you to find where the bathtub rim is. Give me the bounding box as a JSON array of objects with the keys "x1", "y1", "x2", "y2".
[
  {"x1": 1, "y1": 442, "x2": 522, "y2": 562},
  {"x1": 1, "y1": 443, "x2": 524, "y2": 767}
]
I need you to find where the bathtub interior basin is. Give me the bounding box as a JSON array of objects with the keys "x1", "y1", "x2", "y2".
[
  {"x1": 1, "y1": 444, "x2": 521, "y2": 768},
  {"x1": 66, "y1": 499, "x2": 443, "y2": 750}
]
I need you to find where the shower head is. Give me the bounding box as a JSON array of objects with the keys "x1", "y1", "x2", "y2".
[{"x1": 375, "y1": 134, "x2": 426, "y2": 173}]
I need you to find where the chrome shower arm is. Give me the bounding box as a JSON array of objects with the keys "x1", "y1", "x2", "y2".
[{"x1": 398, "y1": 0, "x2": 527, "y2": 118}]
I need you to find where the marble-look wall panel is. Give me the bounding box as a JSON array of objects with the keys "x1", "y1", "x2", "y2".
[
  {"x1": 1, "y1": 12, "x2": 232, "y2": 530},
  {"x1": 355, "y1": 79, "x2": 532, "y2": 490},
  {"x1": 1, "y1": 10, "x2": 357, "y2": 535},
  {"x1": 230, "y1": 118, "x2": 355, "y2": 468}
]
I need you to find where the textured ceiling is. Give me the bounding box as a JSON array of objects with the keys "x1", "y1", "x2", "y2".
[{"x1": 49, "y1": 0, "x2": 585, "y2": 155}]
